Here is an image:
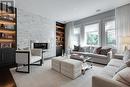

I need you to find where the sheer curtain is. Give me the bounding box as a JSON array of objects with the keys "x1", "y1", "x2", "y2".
[
  {"x1": 65, "y1": 22, "x2": 74, "y2": 50},
  {"x1": 115, "y1": 4, "x2": 130, "y2": 53}
]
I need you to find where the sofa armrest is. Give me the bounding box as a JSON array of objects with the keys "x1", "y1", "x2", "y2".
[
  {"x1": 31, "y1": 49, "x2": 42, "y2": 56},
  {"x1": 107, "y1": 51, "x2": 113, "y2": 59},
  {"x1": 92, "y1": 76, "x2": 127, "y2": 87},
  {"x1": 113, "y1": 54, "x2": 123, "y2": 60}
]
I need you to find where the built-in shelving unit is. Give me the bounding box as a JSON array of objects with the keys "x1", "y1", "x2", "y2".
[
  {"x1": 56, "y1": 22, "x2": 65, "y2": 47},
  {"x1": 0, "y1": 3, "x2": 16, "y2": 48},
  {"x1": 56, "y1": 22, "x2": 65, "y2": 56},
  {"x1": 0, "y1": 1, "x2": 17, "y2": 68}
]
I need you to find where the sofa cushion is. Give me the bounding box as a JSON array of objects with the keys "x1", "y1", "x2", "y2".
[
  {"x1": 70, "y1": 54, "x2": 84, "y2": 61},
  {"x1": 30, "y1": 56, "x2": 41, "y2": 64},
  {"x1": 91, "y1": 53, "x2": 108, "y2": 59},
  {"x1": 113, "y1": 67, "x2": 130, "y2": 86},
  {"x1": 102, "y1": 65, "x2": 119, "y2": 78},
  {"x1": 108, "y1": 59, "x2": 124, "y2": 68}
]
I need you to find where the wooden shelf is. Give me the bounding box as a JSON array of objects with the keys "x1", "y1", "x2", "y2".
[
  {"x1": 56, "y1": 22, "x2": 65, "y2": 57},
  {"x1": 0, "y1": 20, "x2": 16, "y2": 25},
  {"x1": 0, "y1": 29, "x2": 15, "y2": 34},
  {"x1": 0, "y1": 17, "x2": 15, "y2": 25},
  {"x1": 56, "y1": 36, "x2": 64, "y2": 38},
  {"x1": 0, "y1": 13, "x2": 15, "y2": 18},
  {"x1": 0, "y1": 39, "x2": 15, "y2": 42},
  {"x1": 56, "y1": 31, "x2": 64, "y2": 34},
  {"x1": 56, "y1": 26, "x2": 64, "y2": 29}
]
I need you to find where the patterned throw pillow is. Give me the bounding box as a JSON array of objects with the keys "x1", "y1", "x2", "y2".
[
  {"x1": 99, "y1": 48, "x2": 111, "y2": 56},
  {"x1": 93, "y1": 47, "x2": 102, "y2": 54},
  {"x1": 73, "y1": 45, "x2": 80, "y2": 51}
]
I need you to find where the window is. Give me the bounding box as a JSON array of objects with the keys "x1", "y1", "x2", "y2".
[
  {"x1": 73, "y1": 27, "x2": 80, "y2": 45},
  {"x1": 85, "y1": 23, "x2": 99, "y2": 45},
  {"x1": 105, "y1": 20, "x2": 116, "y2": 47}
]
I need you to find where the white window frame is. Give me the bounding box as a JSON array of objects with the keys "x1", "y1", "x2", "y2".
[
  {"x1": 73, "y1": 27, "x2": 80, "y2": 46},
  {"x1": 104, "y1": 20, "x2": 116, "y2": 47},
  {"x1": 84, "y1": 23, "x2": 100, "y2": 46}
]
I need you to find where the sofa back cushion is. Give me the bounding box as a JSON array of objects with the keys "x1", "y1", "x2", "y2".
[
  {"x1": 113, "y1": 67, "x2": 130, "y2": 86},
  {"x1": 78, "y1": 46, "x2": 90, "y2": 52}
]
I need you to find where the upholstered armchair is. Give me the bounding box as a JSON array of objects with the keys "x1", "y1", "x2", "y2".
[{"x1": 16, "y1": 49, "x2": 42, "y2": 73}]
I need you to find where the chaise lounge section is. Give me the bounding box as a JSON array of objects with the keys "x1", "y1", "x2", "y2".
[{"x1": 92, "y1": 50, "x2": 130, "y2": 87}]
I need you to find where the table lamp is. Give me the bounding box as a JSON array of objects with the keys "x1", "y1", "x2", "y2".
[{"x1": 121, "y1": 36, "x2": 130, "y2": 51}]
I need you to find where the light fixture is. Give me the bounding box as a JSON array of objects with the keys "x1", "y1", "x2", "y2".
[{"x1": 121, "y1": 36, "x2": 130, "y2": 51}]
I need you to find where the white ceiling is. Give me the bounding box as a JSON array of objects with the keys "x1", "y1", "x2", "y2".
[{"x1": 16, "y1": 0, "x2": 130, "y2": 23}]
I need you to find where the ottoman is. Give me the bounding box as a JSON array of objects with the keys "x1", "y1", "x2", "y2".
[
  {"x1": 61, "y1": 59, "x2": 82, "y2": 79},
  {"x1": 51, "y1": 56, "x2": 67, "y2": 72}
]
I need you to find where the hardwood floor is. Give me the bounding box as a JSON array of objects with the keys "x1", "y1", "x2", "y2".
[{"x1": 0, "y1": 68, "x2": 16, "y2": 87}]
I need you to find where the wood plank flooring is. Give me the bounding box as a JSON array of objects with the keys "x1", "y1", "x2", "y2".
[{"x1": 0, "y1": 68, "x2": 16, "y2": 87}]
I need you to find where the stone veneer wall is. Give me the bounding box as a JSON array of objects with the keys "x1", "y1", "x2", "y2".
[{"x1": 17, "y1": 9, "x2": 56, "y2": 58}]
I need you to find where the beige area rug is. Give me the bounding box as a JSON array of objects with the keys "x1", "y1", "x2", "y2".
[{"x1": 10, "y1": 60, "x2": 104, "y2": 87}]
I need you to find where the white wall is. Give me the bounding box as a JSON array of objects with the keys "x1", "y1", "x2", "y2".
[{"x1": 17, "y1": 9, "x2": 56, "y2": 58}]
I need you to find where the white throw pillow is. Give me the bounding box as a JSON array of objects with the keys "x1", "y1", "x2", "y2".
[
  {"x1": 123, "y1": 50, "x2": 130, "y2": 62},
  {"x1": 113, "y1": 67, "x2": 130, "y2": 86}
]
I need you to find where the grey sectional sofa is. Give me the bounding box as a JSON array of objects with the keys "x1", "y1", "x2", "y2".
[{"x1": 70, "y1": 46, "x2": 116, "y2": 64}]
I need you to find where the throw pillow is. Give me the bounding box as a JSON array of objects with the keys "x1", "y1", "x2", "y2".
[
  {"x1": 93, "y1": 47, "x2": 102, "y2": 54},
  {"x1": 73, "y1": 45, "x2": 80, "y2": 51},
  {"x1": 123, "y1": 50, "x2": 130, "y2": 62},
  {"x1": 113, "y1": 67, "x2": 130, "y2": 86},
  {"x1": 99, "y1": 48, "x2": 111, "y2": 56}
]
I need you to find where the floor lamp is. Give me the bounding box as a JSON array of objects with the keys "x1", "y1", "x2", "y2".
[{"x1": 121, "y1": 36, "x2": 130, "y2": 52}]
